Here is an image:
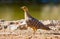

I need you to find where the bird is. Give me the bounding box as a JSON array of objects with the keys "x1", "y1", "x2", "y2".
[{"x1": 21, "y1": 6, "x2": 51, "y2": 32}]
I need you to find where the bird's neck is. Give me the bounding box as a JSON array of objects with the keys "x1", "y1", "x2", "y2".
[{"x1": 24, "y1": 11, "x2": 32, "y2": 20}]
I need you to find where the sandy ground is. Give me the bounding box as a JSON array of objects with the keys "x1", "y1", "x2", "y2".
[
  {"x1": 0, "y1": 29, "x2": 60, "y2": 39},
  {"x1": 0, "y1": 20, "x2": 60, "y2": 39}
]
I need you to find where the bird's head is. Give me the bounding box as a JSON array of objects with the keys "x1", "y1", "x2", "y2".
[{"x1": 21, "y1": 6, "x2": 28, "y2": 12}]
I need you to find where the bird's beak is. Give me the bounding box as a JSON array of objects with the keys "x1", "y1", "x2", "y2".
[
  {"x1": 21, "y1": 7, "x2": 24, "y2": 12},
  {"x1": 21, "y1": 6, "x2": 25, "y2": 9}
]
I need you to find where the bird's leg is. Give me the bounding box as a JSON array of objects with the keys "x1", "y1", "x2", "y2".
[{"x1": 32, "y1": 27, "x2": 37, "y2": 34}]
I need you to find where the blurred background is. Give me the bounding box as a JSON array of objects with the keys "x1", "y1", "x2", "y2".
[{"x1": 0, "y1": 0, "x2": 60, "y2": 20}]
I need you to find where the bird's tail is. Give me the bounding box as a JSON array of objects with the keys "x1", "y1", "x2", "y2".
[
  {"x1": 43, "y1": 24, "x2": 55, "y2": 30},
  {"x1": 44, "y1": 26, "x2": 51, "y2": 30},
  {"x1": 40, "y1": 25, "x2": 52, "y2": 30}
]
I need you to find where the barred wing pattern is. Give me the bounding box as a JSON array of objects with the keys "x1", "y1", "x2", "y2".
[
  {"x1": 26, "y1": 17, "x2": 51, "y2": 30},
  {"x1": 21, "y1": 6, "x2": 51, "y2": 31}
]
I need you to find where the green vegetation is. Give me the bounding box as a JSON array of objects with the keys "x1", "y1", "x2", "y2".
[
  {"x1": 0, "y1": 4, "x2": 60, "y2": 20},
  {"x1": 0, "y1": 5, "x2": 41, "y2": 20}
]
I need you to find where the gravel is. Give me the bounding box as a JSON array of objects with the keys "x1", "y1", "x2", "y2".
[{"x1": 0, "y1": 19, "x2": 60, "y2": 39}]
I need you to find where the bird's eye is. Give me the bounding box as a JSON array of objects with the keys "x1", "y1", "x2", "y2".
[{"x1": 23, "y1": 7, "x2": 26, "y2": 9}]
